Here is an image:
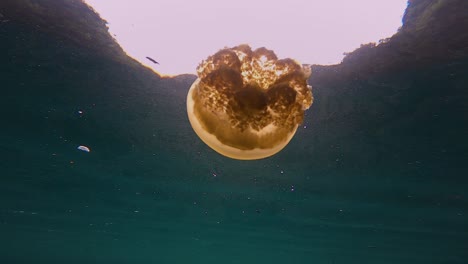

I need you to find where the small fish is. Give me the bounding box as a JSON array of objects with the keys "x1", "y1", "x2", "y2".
[
  {"x1": 145, "y1": 56, "x2": 159, "y2": 64},
  {"x1": 77, "y1": 145, "x2": 90, "y2": 152}
]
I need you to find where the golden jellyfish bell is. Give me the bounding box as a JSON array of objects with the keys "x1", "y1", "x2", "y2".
[{"x1": 187, "y1": 45, "x2": 313, "y2": 160}]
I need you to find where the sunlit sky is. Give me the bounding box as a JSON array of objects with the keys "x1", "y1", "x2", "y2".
[{"x1": 84, "y1": 0, "x2": 408, "y2": 76}]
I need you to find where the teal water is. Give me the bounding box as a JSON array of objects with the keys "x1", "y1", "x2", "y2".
[{"x1": 1, "y1": 6, "x2": 468, "y2": 264}]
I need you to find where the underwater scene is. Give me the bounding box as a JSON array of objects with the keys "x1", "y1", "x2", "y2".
[{"x1": 0, "y1": 0, "x2": 467, "y2": 263}]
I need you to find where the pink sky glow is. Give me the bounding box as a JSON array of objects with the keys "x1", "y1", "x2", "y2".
[{"x1": 84, "y1": 0, "x2": 408, "y2": 76}]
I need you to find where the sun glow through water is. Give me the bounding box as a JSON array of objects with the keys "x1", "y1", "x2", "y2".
[{"x1": 84, "y1": 0, "x2": 408, "y2": 76}]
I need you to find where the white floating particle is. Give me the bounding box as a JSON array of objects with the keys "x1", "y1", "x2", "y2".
[{"x1": 77, "y1": 145, "x2": 90, "y2": 152}]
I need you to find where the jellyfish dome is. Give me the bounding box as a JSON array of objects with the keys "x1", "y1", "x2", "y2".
[{"x1": 187, "y1": 44, "x2": 313, "y2": 160}]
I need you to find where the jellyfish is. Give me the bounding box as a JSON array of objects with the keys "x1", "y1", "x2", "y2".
[{"x1": 187, "y1": 45, "x2": 313, "y2": 160}]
